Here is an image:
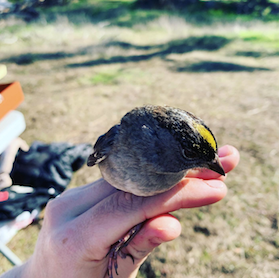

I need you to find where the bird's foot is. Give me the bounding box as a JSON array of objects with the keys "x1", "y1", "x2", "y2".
[{"x1": 106, "y1": 222, "x2": 144, "y2": 278}]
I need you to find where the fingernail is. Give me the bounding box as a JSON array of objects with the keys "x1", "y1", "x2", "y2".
[{"x1": 205, "y1": 180, "x2": 224, "y2": 188}]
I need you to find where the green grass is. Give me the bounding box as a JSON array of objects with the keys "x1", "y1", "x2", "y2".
[
  {"x1": 7, "y1": 0, "x2": 279, "y2": 30},
  {"x1": 78, "y1": 70, "x2": 122, "y2": 85},
  {"x1": 238, "y1": 30, "x2": 279, "y2": 48},
  {"x1": 77, "y1": 68, "x2": 146, "y2": 85}
]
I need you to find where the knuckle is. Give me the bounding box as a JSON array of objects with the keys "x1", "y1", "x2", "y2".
[
  {"x1": 59, "y1": 187, "x2": 78, "y2": 198},
  {"x1": 44, "y1": 198, "x2": 57, "y2": 219},
  {"x1": 44, "y1": 197, "x2": 64, "y2": 227}
]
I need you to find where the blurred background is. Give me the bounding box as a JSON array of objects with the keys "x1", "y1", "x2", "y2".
[{"x1": 0, "y1": 0, "x2": 279, "y2": 277}]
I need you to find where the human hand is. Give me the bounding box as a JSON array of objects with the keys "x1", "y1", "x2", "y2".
[{"x1": 2, "y1": 145, "x2": 239, "y2": 278}]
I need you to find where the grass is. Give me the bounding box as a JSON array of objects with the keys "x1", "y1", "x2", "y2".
[
  {"x1": 78, "y1": 69, "x2": 121, "y2": 85},
  {"x1": 1, "y1": 1, "x2": 279, "y2": 277},
  {"x1": 238, "y1": 30, "x2": 279, "y2": 49}
]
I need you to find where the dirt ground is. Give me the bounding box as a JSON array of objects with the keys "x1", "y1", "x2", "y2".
[{"x1": 0, "y1": 5, "x2": 279, "y2": 277}]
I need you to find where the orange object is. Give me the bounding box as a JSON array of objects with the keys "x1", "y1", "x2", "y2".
[{"x1": 0, "y1": 82, "x2": 24, "y2": 121}]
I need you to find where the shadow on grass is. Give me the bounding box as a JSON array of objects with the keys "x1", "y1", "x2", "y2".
[
  {"x1": 3, "y1": 37, "x2": 271, "y2": 73},
  {"x1": 139, "y1": 258, "x2": 157, "y2": 278},
  {"x1": 173, "y1": 61, "x2": 271, "y2": 72},
  {"x1": 1, "y1": 35, "x2": 232, "y2": 66},
  {"x1": 40, "y1": 2, "x2": 163, "y2": 27},
  {"x1": 67, "y1": 35, "x2": 232, "y2": 68},
  {"x1": 1, "y1": 52, "x2": 75, "y2": 65},
  {"x1": 234, "y1": 51, "x2": 279, "y2": 58}
]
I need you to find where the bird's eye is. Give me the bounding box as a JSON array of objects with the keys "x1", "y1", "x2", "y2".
[{"x1": 182, "y1": 149, "x2": 198, "y2": 159}]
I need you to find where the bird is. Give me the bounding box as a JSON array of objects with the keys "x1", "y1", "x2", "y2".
[{"x1": 87, "y1": 105, "x2": 225, "y2": 277}]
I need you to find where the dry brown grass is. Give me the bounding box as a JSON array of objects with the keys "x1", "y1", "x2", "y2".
[{"x1": 0, "y1": 12, "x2": 279, "y2": 277}]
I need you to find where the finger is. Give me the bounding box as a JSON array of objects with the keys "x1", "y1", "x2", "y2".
[
  {"x1": 186, "y1": 145, "x2": 240, "y2": 180},
  {"x1": 78, "y1": 177, "x2": 227, "y2": 254},
  {"x1": 46, "y1": 179, "x2": 117, "y2": 222},
  {"x1": 114, "y1": 214, "x2": 181, "y2": 278},
  {"x1": 126, "y1": 214, "x2": 181, "y2": 259}
]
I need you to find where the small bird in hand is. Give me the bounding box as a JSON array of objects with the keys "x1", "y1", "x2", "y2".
[{"x1": 87, "y1": 105, "x2": 225, "y2": 277}]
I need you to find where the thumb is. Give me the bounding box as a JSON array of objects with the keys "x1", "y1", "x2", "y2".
[{"x1": 113, "y1": 214, "x2": 181, "y2": 278}]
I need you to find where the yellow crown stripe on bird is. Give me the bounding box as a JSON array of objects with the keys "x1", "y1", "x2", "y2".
[{"x1": 193, "y1": 122, "x2": 217, "y2": 151}]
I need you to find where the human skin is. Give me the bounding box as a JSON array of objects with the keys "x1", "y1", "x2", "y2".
[{"x1": 1, "y1": 145, "x2": 240, "y2": 278}]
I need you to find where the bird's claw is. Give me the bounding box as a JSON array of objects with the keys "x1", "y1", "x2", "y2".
[{"x1": 106, "y1": 222, "x2": 144, "y2": 278}]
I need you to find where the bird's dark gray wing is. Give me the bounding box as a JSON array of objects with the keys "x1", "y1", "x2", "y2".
[{"x1": 87, "y1": 124, "x2": 120, "y2": 167}]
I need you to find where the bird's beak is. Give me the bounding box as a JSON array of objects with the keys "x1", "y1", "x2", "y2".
[{"x1": 207, "y1": 154, "x2": 225, "y2": 176}]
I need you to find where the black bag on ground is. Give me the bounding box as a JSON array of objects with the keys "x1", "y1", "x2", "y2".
[
  {"x1": 0, "y1": 141, "x2": 92, "y2": 220},
  {"x1": 10, "y1": 141, "x2": 92, "y2": 192},
  {"x1": 0, "y1": 185, "x2": 58, "y2": 220}
]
